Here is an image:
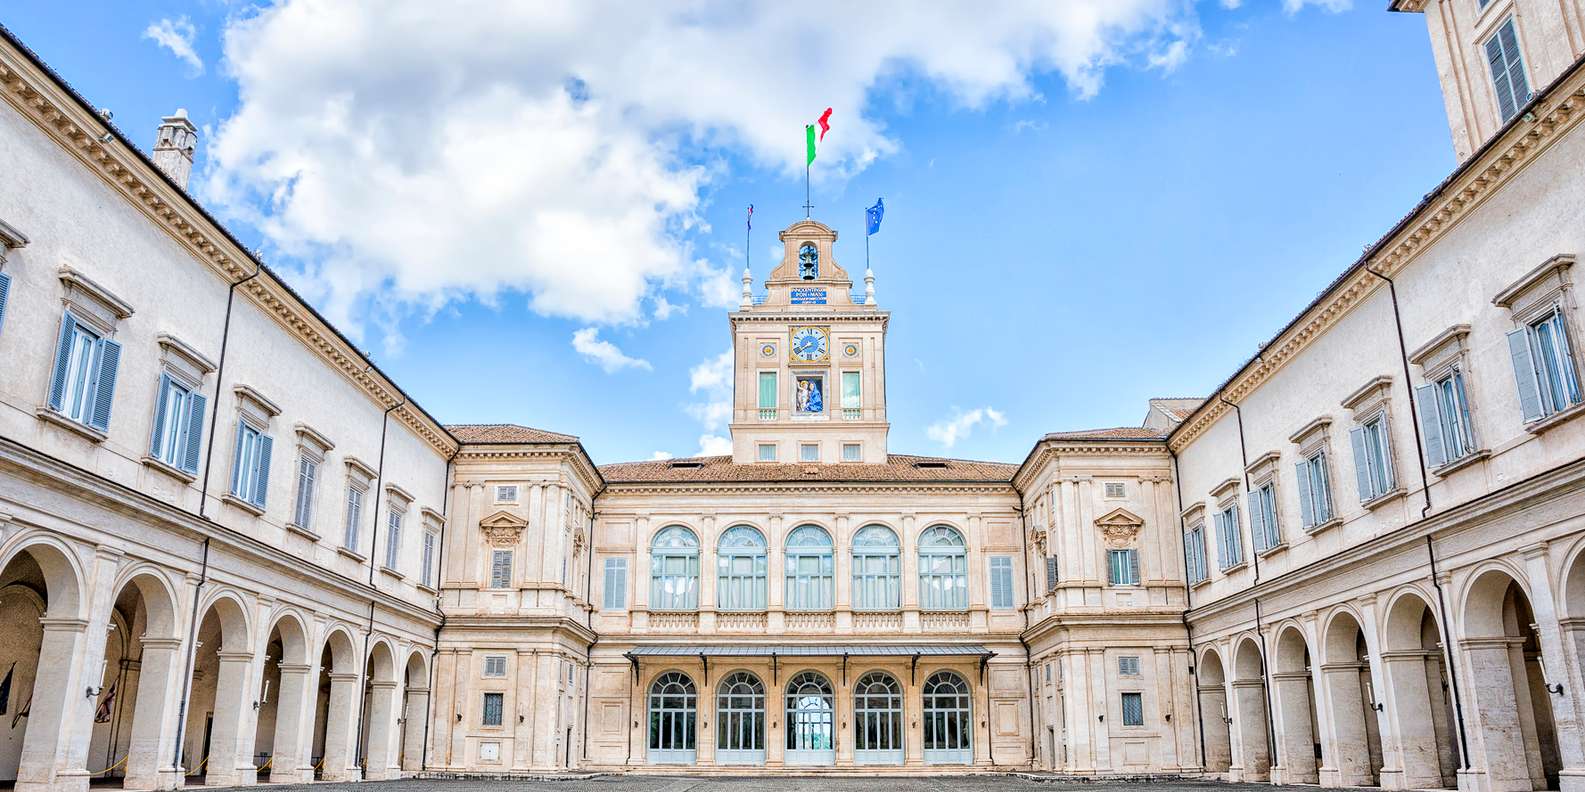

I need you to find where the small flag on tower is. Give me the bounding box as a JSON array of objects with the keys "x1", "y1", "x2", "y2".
[
  {"x1": 805, "y1": 124, "x2": 817, "y2": 166},
  {"x1": 746, "y1": 204, "x2": 754, "y2": 230},
  {"x1": 866, "y1": 198, "x2": 884, "y2": 236},
  {"x1": 817, "y1": 107, "x2": 832, "y2": 141}
]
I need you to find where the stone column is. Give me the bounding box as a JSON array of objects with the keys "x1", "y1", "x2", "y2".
[
  {"x1": 1460, "y1": 637, "x2": 1531, "y2": 792},
  {"x1": 767, "y1": 514, "x2": 784, "y2": 633},
  {"x1": 319, "y1": 672, "x2": 362, "y2": 781},
  {"x1": 1269, "y1": 670, "x2": 1317, "y2": 783},
  {"x1": 401, "y1": 682, "x2": 429, "y2": 772},
  {"x1": 1065, "y1": 653, "x2": 1094, "y2": 772},
  {"x1": 834, "y1": 514, "x2": 852, "y2": 632},
  {"x1": 1087, "y1": 648, "x2": 1110, "y2": 771},
  {"x1": 699, "y1": 516, "x2": 717, "y2": 634},
  {"x1": 903, "y1": 662, "x2": 924, "y2": 767},
  {"x1": 1522, "y1": 545, "x2": 1585, "y2": 792},
  {"x1": 532, "y1": 654, "x2": 560, "y2": 769},
  {"x1": 201, "y1": 651, "x2": 255, "y2": 787},
  {"x1": 267, "y1": 663, "x2": 313, "y2": 783},
  {"x1": 1380, "y1": 650, "x2": 1442, "y2": 789},
  {"x1": 16, "y1": 618, "x2": 90, "y2": 792},
  {"x1": 1317, "y1": 661, "x2": 1371, "y2": 786},
  {"x1": 1197, "y1": 682, "x2": 1231, "y2": 773},
  {"x1": 697, "y1": 660, "x2": 715, "y2": 767},
  {"x1": 119, "y1": 637, "x2": 183, "y2": 790},
  {"x1": 362, "y1": 678, "x2": 400, "y2": 780},
  {"x1": 1230, "y1": 679, "x2": 1270, "y2": 781},
  {"x1": 900, "y1": 514, "x2": 918, "y2": 633},
  {"x1": 513, "y1": 650, "x2": 536, "y2": 770},
  {"x1": 429, "y1": 650, "x2": 456, "y2": 769}
]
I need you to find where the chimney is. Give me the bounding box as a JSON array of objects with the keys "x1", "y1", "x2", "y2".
[{"x1": 152, "y1": 108, "x2": 198, "y2": 190}]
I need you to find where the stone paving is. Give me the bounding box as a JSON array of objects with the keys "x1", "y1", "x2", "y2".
[{"x1": 199, "y1": 778, "x2": 1343, "y2": 792}]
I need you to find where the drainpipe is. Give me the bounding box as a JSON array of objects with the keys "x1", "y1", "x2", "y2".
[
  {"x1": 1364, "y1": 263, "x2": 1434, "y2": 520},
  {"x1": 420, "y1": 447, "x2": 459, "y2": 772},
  {"x1": 198, "y1": 265, "x2": 262, "y2": 519},
  {"x1": 170, "y1": 537, "x2": 211, "y2": 773},
  {"x1": 1170, "y1": 449, "x2": 1207, "y2": 771},
  {"x1": 581, "y1": 496, "x2": 601, "y2": 765},
  {"x1": 1427, "y1": 536, "x2": 1471, "y2": 770},
  {"x1": 1220, "y1": 395, "x2": 1277, "y2": 767},
  {"x1": 1012, "y1": 495, "x2": 1039, "y2": 769},
  {"x1": 354, "y1": 396, "x2": 404, "y2": 770}
]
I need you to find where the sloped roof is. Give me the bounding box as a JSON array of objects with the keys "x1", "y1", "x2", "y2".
[
  {"x1": 599, "y1": 453, "x2": 1019, "y2": 484},
  {"x1": 1148, "y1": 398, "x2": 1203, "y2": 421},
  {"x1": 1039, "y1": 427, "x2": 1167, "y2": 442},
  {"x1": 447, "y1": 423, "x2": 580, "y2": 444}
]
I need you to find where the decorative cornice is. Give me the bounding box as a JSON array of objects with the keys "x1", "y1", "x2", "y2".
[
  {"x1": 1170, "y1": 74, "x2": 1585, "y2": 452},
  {"x1": 0, "y1": 42, "x2": 457, "y2": 460},
  {"x1": 1011, "y1": 441, "x2": 1170, "y2": 492},
  {"x1": 600, "y1": 481, "x2": 1017, "y2": 498},
  {"x1": 454, "y1": 445, "x2": 604, "y2": 495}
]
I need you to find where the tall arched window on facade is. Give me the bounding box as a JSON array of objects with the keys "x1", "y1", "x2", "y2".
[
  {"x1": 851, "y1": 525, "x2": 900, "y2": 610},
  {"x1": 922, "y1": 670, "x2": 972, "y2": 764},
  {"x1": 854, "y1": 671, "x2": 904, "y2": 765},
  {"x1": 648, "y1": 671, "x2": 697, "y2": 764},
  {"x1": 650, "y1": 526, "x2": 699, "y2": 611},
  {"x1": 716, "y1": 671, "x2": 766, "y2": 765},
  {"x1": 785, "y1": 671, "x2": 835, "y2": 765},
  {"x1": 785, "y1": 525, "x2": 834, "y2": 611},
  {"x1": 717, "y1": 526, "x2": 767, "y2": 611},
  {"x1": 919, "y1": 525, "x2": 968, "y2": 610}
]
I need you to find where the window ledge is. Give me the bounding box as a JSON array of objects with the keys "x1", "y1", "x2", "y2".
[
  {"x1": 1306, "y1": 517, "x2": 1343, "y2": 535},
  {"x1": 35, "y1": 408, "x2": 106, "y2": 443},
  {"x1": 416, "y1": 583, "x2": 438, "y2": 596},
  {"x1": 1218, "y1": 561, "x2": 1248, "y2": 576},
  {"x1": 141, "y1": 455, "x2": 196, "y2": 483},
  {"x1": 379, "y1": 566, "x2": 404, "y2": 581},
  {"x1": 1256, "y1": 541, "x2": 1289, "y2": 559},
  {"x1": 1190, "y1": 577, "x2": 1213, "y2": 591},
  {"x1": 1526, "y1": 401, "x2": 1585, "y2": 435},
  {"x1": 1432, "y1": 448, "x2": 1492, "y2": 477},
  {"x1": 1361, "y1": 487, "x2": 1407, "y2": 511},
  {"x1": 221, "y1": 493, "x2": 265, "y2": 517},
  {"x1": 336, "y1": 546, "x2": 367, "y2": 563},
  {"x1": 284, "y1": 522, "x2": 319, "y2": 541}
]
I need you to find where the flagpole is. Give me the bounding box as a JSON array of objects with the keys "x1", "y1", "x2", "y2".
[{"x1": 805, "y1": 164, "x2": 810, "y2": 219}]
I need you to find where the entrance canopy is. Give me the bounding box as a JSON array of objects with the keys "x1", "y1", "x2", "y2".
[{"x1": 623, "y1": 643, "x2": 995, "y2": 685}]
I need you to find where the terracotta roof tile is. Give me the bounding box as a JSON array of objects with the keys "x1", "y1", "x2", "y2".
[
  {"x1": 1040, "y1": 427, "x2": 1167, "y2": 442},
  {"x1": 599, "y1": 453, "x2": 1019, "y2": 484},
  {"x1": 1148, "y1": 397, "x2": 1205, "y2": 420},
  {"x1": 447, "y1": 424, "x2": 580, "y2": 444}
]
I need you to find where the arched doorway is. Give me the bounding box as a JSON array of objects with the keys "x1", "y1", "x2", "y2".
[
  {"x1": 1272, "y1": 626, "x2": 1319, "y2": 783},
  {"x1": 785, "y1": 671, "x2": 834, "y2": 766},
  {"x1": 646, "y1": 671, "x2": 696, "y2": 765},
  {"x1": 90, "y1": 572, "x2": 181, "y2": 790},
  {"x1": 178, "y1": 593, "x2": 251, "y2": 786},
  {"x1": 1321, "y1": 610, "x2": 1384, "y2": 786},
  {"x1": 313, "y1": 629, "x2": 359, "y2": 781},
  {"x1": 715, "y1": 671, "x2": 764, "y2": 765},
  {"x1": 854, "y1": 671, "x2": 903, "y2": 765},
  {"x1": 1198, "y1": 647, "x2": 1233, "y2": 773},
  {"x1": 922, "y1": 670, "x2": 971, "y2": 765},
  {"x1": 1231, "y1": 637, "x2": 1270, "y2": 781},
  {"x1": 399, "y1": 651, "x2": 428, "y2": 772},
  {"x1": 250, "y1": 614, "x2": 310, "y2": 784},
  {"x1": 358, "y1": 641, "x2": 398, "y2": 780},
  {"x1": 0, "y1": 541, "x2": 84, "y2": 791},
  {"x1": 1463, "y1": 569, "x2": 1560, "y2": 791},
  {"x1": 1382, "y1": 592, "x2": 1458, "y2": 789}
]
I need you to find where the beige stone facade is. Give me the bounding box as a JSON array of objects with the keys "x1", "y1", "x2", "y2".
[{"x1": 0, "y1": 2, "x2": 1583, "y2": 790}]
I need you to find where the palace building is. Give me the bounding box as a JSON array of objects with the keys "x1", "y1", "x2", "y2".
[{"x1": 1, "y1": 0, "x2": 1584, "y2": 789}]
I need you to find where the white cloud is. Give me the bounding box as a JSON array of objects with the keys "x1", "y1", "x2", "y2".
[
  {"x1": 571, "y1": 327, "x2": 651, "y2": 373},
  {"x1": 203, "y1": 1, "x2": 1205, "y2": 343},
  {"x1": 650, "y1": 450, "x2": 674, "y2": 460},
  {"x1": 927, "y1": 406, "x2": 1008, "y2": 449},
  {"x1": 1283, "y1": 0, "x2": 1352, "y2": 13},
  {"x1": 681, "y1": 349, "x2": 735, "y2": 456},
  {"x1": 697, "y1": 434, "x2": 734, "y2": 456},
  {"x1": 143, "y1": 17, "x2": 203, "y2": 75}
]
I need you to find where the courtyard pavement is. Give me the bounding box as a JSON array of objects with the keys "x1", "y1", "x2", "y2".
[{"x1": 199, "y1": 778, "x2": 1341, "y2": 792}]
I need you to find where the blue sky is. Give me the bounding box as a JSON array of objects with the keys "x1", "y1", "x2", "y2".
[{"x1": 1, "y1": 2, "x2": 1453, "y2": 464}]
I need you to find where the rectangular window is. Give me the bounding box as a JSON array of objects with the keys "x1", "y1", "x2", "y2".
[
  {"x1": 1107, "y1": 548, "x2": 1140, "y2": 586},
  {"x1": 495, "y1": 484, "x2": 518, "y2": 503},
  {"x1": 758, "y1": 371, "x2": 778, "y2": 420},
  {"x1": 1485, "y1": 18, "x2": 1531, "y2": 122},
  {"x1": 841, "y1": 370, "x2": 861, "y2": 420},
  {"x1": 841, "y1": 442, "x2": 861, "y2": 462},
  {"x1": 0, "y1": 271, "x2": 10, "y2": 333},
  {"x1": 385, "y1": 508, "x2": 403, "y2": 569},
  {"x1": 800, "y1": 443, "x2": 819, "y2": 462},
  {"x1": 1296, "y1": 451, "x2": 1334, "y2": 529},
  {"x1": 1509, "y1": 307, "x2": 1582, "y2": 422},
  {"x1": 1249, "y1": 483, "x2": 1280, "y2": 553},
  {"x1": 343, "y1": 486, "x2": 365, "y2": 550},
  {"x1": 483, "y1": 656, "x2": 507, "y2": 677},
  {"x1": 421, "y1": 530, "x2": 438, "y2": 587},
  {"x1": 1045, "y1": 555, "x2": 1059, "y2": 591},
  {"x1": 481, "y1": 692, "x2": 504, "y2": 727},
  {"x1": 292, "y1": 455, "x2": 319, "y2": 529},
  {"x1": 1215, "y1": 505, "x2": 1243, "y2": 570},
  {"x1": 603, "y1": 557, "x2": 628, "y2": 610},
  {"x1": 1351, "y1": 414, "x2": 1396, "y2": 502},
  {"x1": 757, "y1": 443, "x2": 777, "y2": 462},
  {"x1": 1120, "y1": 692, "x2": 1144, "y2": 727},
  {"x1": 490, "y1": 549, "x2": 513, "y2": 589},
  {"x1": 148, "y1": 373, "x2": 206, "y2": 473},
  {"x1": 1417, "y1": 368, "x2": 1476, "y2": 467},
  {"x1": 1185, "y1": 523, "x2": 1208, "y2": 584},
  {"x1": 1104, "y1": 482, "x2": 1126, "y2": 498},
  {"x1": 1118, "y1": 656, "x2": 1141, "y2": 676},
  {"x1": 229, "y1": 421, "x2": 273, "y2": 509},
  {"x1": 47, "y1": 312, "x2": 121, "y2": 432},
  {"x1": 989, "y1": 556, "x2": 1014, "y2": 609}
]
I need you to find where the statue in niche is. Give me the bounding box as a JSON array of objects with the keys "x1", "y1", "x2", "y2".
[{"x1": 798, "y1": 242, "x2": 818, "y2": 280}]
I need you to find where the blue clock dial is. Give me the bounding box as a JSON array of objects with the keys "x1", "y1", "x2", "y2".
[{"x1": 791, "y1": 328, "x2": 828, "y2": 361}]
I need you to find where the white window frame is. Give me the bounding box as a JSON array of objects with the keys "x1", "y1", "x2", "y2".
[
  {"x1": 420, "y1": 527, "x2": 439, "y2": 588},
  {"x1": 1118, "y1": 656, "x2": 1141, "y2": 676},
  {"x1": 989, "y1": 555, "x2": 1014, "y2": 610},
  {"x1": 1296, "y1": 450, "x2": 1335, "y2": 529},
  {"x1": 494, "y1": 484, "x2": 519, "y2": 503},
  {"x1": 1248, "y1": 482, "x2": 1280, "y2": 553},
  {"x1": 148, "y1": 371, "x2": 205, "y2": 474},
  {"x1": 841, "y1": 370, "x2": 862, "y2": 420},
  {"x1": 343, "y1": 482, "x2": 367, "y2": 551},
  {"x1": 1351, "y1": 411, "x2": 1397, "y2": 503},
  {"x1": 47, "y1": 311, "x2": 121, "y2": 432},
  {"x1": 489, "y1": 549, "x2": 514, "y2": 589},
  {"x1": 602, "y1": 557, "x2": 628, "y2": 610},
  {"x1": 852, "y1": 525, "x2": 901, "y2": 611},
  {"x1": 650, "y1": 526, "x2": 700, "y2": 611},
  {"x1": 483, "y1": 655, "x2": 507, "y2": 678},
  {"x1": 757, "y1": 443, "x2": 777, "y2": 463},
  {"x1": 1214, "y1": 504, "x2": 1243, "y2": 571},
  {"x1": 1184, "y1": 522, "x2": 1208, "y2": 585},
  {"x1": 1103, "y1": 482, "x2": 1126, "y2": 499},
  {"x1": 481, "y1": 692, "x2": 505, "y2": 727},
  {"x1": 229, "y1": 418, "x2": 271, "y2": 508},
  {"x1": 717, "y1": 526, "x2": 768, "y2": 612},
  {"x1": 757, "y1": 370, "x2": 778, "y2": 420},
  {"x1": 1107, "y1": 548, "x2": 1140, "y2": 586},
  {"x1": 799, "y1": 443, "x2": 819, "y2": 463},
  {"x1": 785, "y1": 524, "x2": 834, "y2": 611},
  {"x1": 841, "y1": 442, "x2": 862, "y2": 462},
  {"x1": 918, "y1": 525, "x2": 968, "y2": 611},
  {"x1": 1120, "y1": 692, "x2": 1145, "y2": 727}
]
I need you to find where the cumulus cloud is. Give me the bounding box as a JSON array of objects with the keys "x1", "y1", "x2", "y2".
[
  {"x1": 683, "y1": 348, "x2": 735, "y2": 457},
  {"x1": 143, "y1": 17, "x2": 203, "y2": 75},
  {"x1": 927, "y1": 406, "x2": 1008, "y2": 449},
  {"x1": 202, "y1": 1, "x2": 1204, "y2": 343},
  {"x1": 1283, "y1": 0, "x2": 1352, "y2": 12},
  {"x1": 571, "y1": 327, "x2": 651, "y2": 373}
]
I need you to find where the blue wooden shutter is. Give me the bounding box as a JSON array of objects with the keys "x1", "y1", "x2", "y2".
[
  {"x1": 1507, "y1": 327, "x2": 1544, "y2": 421},
  {"x1": 1379, "y1": 416, "x2": 1396, "y2": 490},
  {"x1": 1213, "y1": 513, "x2": 1227, "y2": 570},
  {"x1": 1349, "y1": 426, "x2": 1373, "y2": 501},
  {"x1": 182, "y1": 393, "x2": 206, "y2": 474},
  {"x1": 1045, "y1": 555, "x2": 1058, "y2": 590},
  {"x1": 47, "y1": 313, "x2": 77, "y2": 411},
  {"x1": 1500, "y1": 20, "x2": 1529, "y2": 112},
  {"x1": 1247, "y1": 491, "x2": 1267, "y2": 552},
  {"x1": 1295, "y1": 462, "x2": 1314, "y2": 529},
  {"x1": 251, "y1": 434, "x2": 273, "y2": 508},
  {"x1": 87, "y1": 338, "x2": 120, "y2": 432},
  {"x1": 0, "y1": 271, "x2": 10, "y2": 333},
  {"x1": 1414, "y1": 384, "x2": 1445, "y2": 468},
  {"x1": 1127, "y1": 549, "x2": 1140, "y2": 584},
  {"x1": 1487, "y1": 29, "x2": 1517, "y2": 121},
  {"x1": 150, "y1": 374, "x2": 173, "y2": 456}
]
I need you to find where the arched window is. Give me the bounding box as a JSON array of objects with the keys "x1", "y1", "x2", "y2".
[
  {"x1": 854, "y1": 671, "x2": 904, "y2": 765},
  {"x1": 785, "y1": 671, "x2": 835, "y2": 765},
  {"x1": 851, "y1": 525, "x2": 900, "y2": 611},
  {"x1": 647, "y1": 671, "x2": 697, "y2": 764},
  {"x1": 717, "y1": 526, "x2": 767, "y2": 611},
  {"x1": 922, "y1": 670, "x2": 972, "y2": 764},
  {"x1": 650, "y1": 526, "x2": 699, "y2": 611},
  {"x1": 919, "y1": 526, "x2": 968, "y2": 610},
  {"x1": 785, "y1": 525, "x2": 834, "y2": 611},
  {"x1": 716, "y1": 671, "x2": 765, "y2": 764}
]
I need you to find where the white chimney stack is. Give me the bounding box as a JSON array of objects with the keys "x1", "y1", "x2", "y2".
[{"x1": 152, "y1": 108, "x2": 197, "y2": 190}]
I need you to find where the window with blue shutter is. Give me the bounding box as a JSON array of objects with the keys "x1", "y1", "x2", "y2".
[
  {"x1": 421, "y1": 529, "x2": 438, "y2": 587},
  {"x1": 1045, "y1": 555, "x2": 1059, "y2": 591},
  {"x1": 0, "y1": 271, "x2": 10, "y2": 333},
  {"x1": 490, "y1": 549, "x2": 513, "y2": 589},
  {"x1": 343, "y1": 485, "x2": 365, "y2": 550},
  {"x1": 1510, "y1": 308, "x2": 1583, "y2": 420},
  {"x1": 1485, "y1": 18, "x2": 1530, "y2": 122},
  {"x1": 1418, "y1": 368, "x2": 1476, "y2": 469},
  {"x1": 1296, "y1": 452, "x2": 1333, "y2": 528},
  {"x1": 230, "y1": 421, "x2": 272, "y2": 508},
  {"x1": 989, "y1": 556, "x2": 1014, "y2": 609},
  {"x1": 1351, "y1": 415, "x2": 1395, "y2": 502},
  {"x1": 385, "y1": 507, "x2": 403, "y2": 569},
  {"x1": 1107, "y1": 548, "x2": 1139, "y2": 586},
  {"x1": 48, "y1": 312, "x2": 120, "y2": 431},
  {"x1": 1215, "y1": 505, "x2": 1243, "y2": 569},
  {"x1": 603, "y1": 557, "x2": 628, "y2": 610},
  {"x1": 149, "y1": 374, "x2": 206, "y2": 474},
  {"x1": 1184, "y1": 524, "x2": 1208, "y2": 585}
]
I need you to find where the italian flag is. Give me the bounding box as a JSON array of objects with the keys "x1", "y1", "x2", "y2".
[{"x1": 806, "y1": 107, "x2": 831, "y2": 165}]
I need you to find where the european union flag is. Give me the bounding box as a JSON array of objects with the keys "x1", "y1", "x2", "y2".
[{"x1": 865, "y1": 197, "x2": 884, "y2": 236}]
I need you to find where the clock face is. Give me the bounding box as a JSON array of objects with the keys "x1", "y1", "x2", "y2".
[{"x1": 790, "y1": 327, "x2": 829, "y2": 362}]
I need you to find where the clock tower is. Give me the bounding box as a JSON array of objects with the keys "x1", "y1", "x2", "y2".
[{"x1": 728, "y1": 218, "x2": 888, "y2": 464}]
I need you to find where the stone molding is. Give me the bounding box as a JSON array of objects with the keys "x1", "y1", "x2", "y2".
[{"x1": 479, "y1": 510, "x2": 528, "y2": 548}]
